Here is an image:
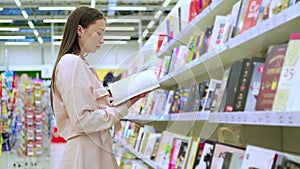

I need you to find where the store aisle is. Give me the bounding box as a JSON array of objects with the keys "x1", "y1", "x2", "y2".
[{"x1": 0, "y1": 143, "x2": 65, "y2": 169}]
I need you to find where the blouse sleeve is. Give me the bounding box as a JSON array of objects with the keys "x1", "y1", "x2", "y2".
[{"x1": 56, "y1": 55, "x2": 128, "y2": 133}]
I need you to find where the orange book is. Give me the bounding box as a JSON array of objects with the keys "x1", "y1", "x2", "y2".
[{"x1": 240, "y1": 0, "x2": 263, "y2": 33}]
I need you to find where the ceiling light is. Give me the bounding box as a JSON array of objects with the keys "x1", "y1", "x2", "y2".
[
  {"x1": 37, "y1": 37, "x2": 43, "y2": 44},
  {"x1": 107, "y1": 19, "x2": 140, "y2": 23},
  {"x1": 142, "y1": 29, "x2": 149, "y2": 38},
  {"x1": 105, "y1": 27, "x2": 135, "y2": 31},
  {"x1": 162, "y1": 0, "x2": 172, "y2": 8},
  {"x1": 0, "y1": 7, "x2": 3, "y2": 11},
  {"x1": 33, "y1": 30, "x2": 39, "y2": 37},
  {"x1": 43, "y1": 19, "x2": 67, "y2": 23},
  {"x1": 104, "y1": 36, "x2": 131, "y2": 40},
  {"x1": 0, "y1": 19, "x2": 13, "y2": 23},
  {"x1": 104, "y1": 41, "x2": 127, "y2": 45},
  {"x1": 53, "y1": 35, "x2": 63, "y2": 39},
  {"x1": 21, "y1": 10, "x2": 28, "y2": 19},
  {"x1": 154, "y1": 10, "x2": 163, "y2": 19},
  {"x1": 38, "y1": 6, "x2": 76, "y2": 11},
  {"x1": 108, "y1": 6, "x2": 147, "y2": 11},
  {"x1": 53, "y1": 41, "x2": 61, "y2": 45},
  {"x1": 91, "y1": 0, "x2": 96, "y2": 8},
  {"x1": 0, "y1": 27, "x2": 20, "y2": 31},
  {"x1": 14, "y1": 0, "x2": 21, "y2": 7},
  {"x1": 4, "y1": 42, "x2": 30, "y2": 45},
  {"x1": 0, "y1": 36, "x2": 26, "y2": 39},
  {"x1": 147, "y1": 20, "x2": 155, "y2": 29},
  {"x1": 28, "y1": 21, "x2": 34, "y2": 29}
]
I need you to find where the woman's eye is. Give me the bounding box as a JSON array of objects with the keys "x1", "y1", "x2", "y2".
[{"x1": 97, "y1": 32, "x2": 102, "y2": 36}]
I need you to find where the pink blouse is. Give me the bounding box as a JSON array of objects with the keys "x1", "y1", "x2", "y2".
[{"x1": 52, "y1": 54, "x2": 128, "y2": 141}]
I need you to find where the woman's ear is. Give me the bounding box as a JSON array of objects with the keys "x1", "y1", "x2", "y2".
[{"x1": 77, "y1": 25, "x2": 84, "y2": 38}]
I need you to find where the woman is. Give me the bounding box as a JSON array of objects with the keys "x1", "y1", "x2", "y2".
[{"x1": 50, "y1": 6, "x2": 141, "y2": 169}]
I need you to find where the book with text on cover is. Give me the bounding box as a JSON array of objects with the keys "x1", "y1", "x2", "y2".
[{"x1": 108, "y1": 69, "x2": 160, "y2": 106}]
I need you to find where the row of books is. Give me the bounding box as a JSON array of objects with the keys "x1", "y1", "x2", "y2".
[
  {"x1": 128, "y1": 32, "x2": 300, "y2": 117},
  {"x1": 117, "y1": 121, "x2": 300, "y2": 169},
  {"x1": 152, "y1": 0, "x2": 300, "y2": 77}
]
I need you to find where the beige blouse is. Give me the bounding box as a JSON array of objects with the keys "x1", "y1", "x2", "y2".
[{"x1": 52, "y1": 54, "x2": 128, "y2": 141}]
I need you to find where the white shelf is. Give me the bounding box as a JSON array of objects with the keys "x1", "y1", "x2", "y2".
[
  {"x1": 208, "y1": 111, "x2": 300, "y2": 127},
  {"x1": 156, "y1": 0, "x2": 238, "y2": 59},
  {"x1": 158, "y1": 3, "x2": 300, "y2": 89},
  {"x1": 124, "y1": 112, "x2": 209, "y2": 121},
  {"x1": 116, "y1": 137, "x2": 163, "y2": 169}
]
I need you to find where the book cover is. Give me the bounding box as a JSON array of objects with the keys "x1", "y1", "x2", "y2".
[
  {"x1": 244, "y1": 61, "x2": 265, "y2": 111},
  {"x1": 210, "y1": 142, "x2": 245, "y2": 169},
  {"x1": 202, "y1": 79, "x2": 222, "y2": 112},
  {"x1": 255, "y1": 43, "x2": 288, "y2": 110},
  {"x1": 184, "y1": 137, "x2": 200, "y2": 169},
  {"x1": 286, "y1": 50, "x2": 300, "y2": 111},
  {"x1": 235, "y1": 0, "x2": 250, "y2": 36},
  {"x1": 234, "y1": 57, "x2": 264, "y2": 111},
  {"x1": 240, "y1": 0, "x2": 263, "y2": 34},
  {"x1": 208, "y1": 15, "x2": 229, "y2": 52},
  {"x1": 163, "y1": 90, "x2": 175, "y2": 115},
  {"x1": 155, "y1": 131, "x2": 174, "y2": 168},
  {"x1": 241, "y1": 145, "x2": 284, "y2": 169},
  {"x1": 109, "y1": 69, "x2": 160, "y2": 106},
  {"x1": 272, "y1": 33, "x2": 300, "y2": 110},
  {"x1": 197, "y1": 141, "x2": 215, "y2": 169},
  {"x1": 222, "y1": 61, "x2": 243, "y2": 112},
  {"x1": 143, "y1": 133, "x2": 161, "y2": 158}
]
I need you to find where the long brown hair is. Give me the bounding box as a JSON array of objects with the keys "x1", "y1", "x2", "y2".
[{"x1": 50, "y1": 6, "x2": 105, "y2": 111}]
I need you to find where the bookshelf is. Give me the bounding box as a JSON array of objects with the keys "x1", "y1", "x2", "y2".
[
  {"x1": 159, "y1": 2, "x2": 300, "y2": 89},
  {"x1": 119, "y1": 0, "x2": 300, "y2": 168}
]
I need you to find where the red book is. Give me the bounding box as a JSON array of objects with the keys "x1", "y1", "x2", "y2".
[
  {"x1": 240, "y1": 0, "x2": 262, "y2": 33},
  {"x1": 255, "y1": 43, "x2": 288, "y2": 110}
]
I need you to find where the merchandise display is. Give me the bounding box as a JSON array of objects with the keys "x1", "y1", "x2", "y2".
[{"x1": 114, "y1": 0, "x2": 300, "y2": 168}]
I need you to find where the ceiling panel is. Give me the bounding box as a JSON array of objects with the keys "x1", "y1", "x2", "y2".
[{"x1": 0, "y1": 0, "x2": 176, "y2": 44}]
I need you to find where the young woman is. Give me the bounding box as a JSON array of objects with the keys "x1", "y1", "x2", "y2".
[{"x1": 50, "y1": 6, "x2": 141, "y2": 169}]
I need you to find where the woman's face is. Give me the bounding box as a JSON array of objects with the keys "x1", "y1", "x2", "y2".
[{"x1": 78, "y1": 19, "x2": 106, "y2": 54}]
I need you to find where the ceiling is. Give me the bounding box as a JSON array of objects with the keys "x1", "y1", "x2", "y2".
[{"x1": 0, "y1": 0, "x2": 176, "y2": 45}]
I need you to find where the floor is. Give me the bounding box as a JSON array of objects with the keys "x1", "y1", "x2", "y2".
[{"x1": 0, "y1": 143, "x2": 65, "y2": 169}]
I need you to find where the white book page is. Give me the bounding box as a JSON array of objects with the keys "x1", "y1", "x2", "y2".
[{"x1": 109, "y1": 69, "x2": 160, "y2": 105}]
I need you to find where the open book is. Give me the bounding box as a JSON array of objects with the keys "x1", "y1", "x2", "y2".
[{"x1": 108, "y1": 69, "x2": 160, "y2": 106}]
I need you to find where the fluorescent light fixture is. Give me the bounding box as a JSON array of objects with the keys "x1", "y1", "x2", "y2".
[
  {"x1": 43, "y1": 19, "x2": 67, "y2": 23},
  {"x1": 21, "y1": 10, "x2": 28, "y2": 19},
  {"x1": 91, "y1": 0, "x2": 96, "y2": 8},
  {"x1": 0, "y1": 7, "x2": 3, "y2": 11},
  {"x1": 38, "y1": 6, "x2": 76, "y2": 11},
  {"x1": 104, "y1": 35, "x2": 131, "y2": 40},
  {"x1": 105, "y1": 27, "x2": 135, "y2": 31},
  {"x1": 37, "y1": 37, "x2": 43, "y2": 44},
  {"x1": 0, "y1": 19, "x2": 13, "y2": 23},
  {"x1": 53, "y1": 35, "x2": 63, "y2": 39},
  {"x1": 147, "y1": 20, "x2": 155, "y2": 29},
  {"x1": 28, "y1": 21, "x2": 34, "y2": 29},
  {"x1": 0, "y1": 36, "x2": 25, "y2": 39},
  {"x1": 0, "y1": 27, "x2": 20, "y2": 31},
  {"x1": 108, "y1": 6, "x2": 147, "y2": 11},
  {"x1": 142, "y1": 29, "x2": 149, "y2": 38},
  {"x1": 162, "y1": 0, "x2": 172, "y2": 7},
  {"x1": 154, "y1": 10, "x2": 163, "y2": 19},
  {"x1": 107, "y1": 19, "x2": 140, "y2": 23},
  {"x1": 14, "y1": 0, "x2": 21, "y2": 7},
  {"x1": 33, "y1": 30, "x2": 39, "y2": 37},
  {"x1": 53, "y1": 41, "x2": 61, "y2": 45},
  {"x1": 104, "y1": 41, "x2": 127, "y2": 45},
  {"x1": 4, "y1": 42, "x2": 30, "y2": 45}
]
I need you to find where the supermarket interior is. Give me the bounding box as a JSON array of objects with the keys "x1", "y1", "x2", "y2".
[{"x1": 1, "y1": 0, "x2": 300, "y2": 169}]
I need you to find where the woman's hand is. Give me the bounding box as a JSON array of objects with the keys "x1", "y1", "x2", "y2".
[{"x1": 126, "y1": 92, "x2": 148, "y2": 108}]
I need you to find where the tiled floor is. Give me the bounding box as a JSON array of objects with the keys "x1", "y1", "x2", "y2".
[{"x1": 0, "y1": 143, "x2": 65, "y2": 169}]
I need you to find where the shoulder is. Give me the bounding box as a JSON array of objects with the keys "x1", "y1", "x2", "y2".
[{"x1": 58, "y1": 54, "x2": 82, "y2": 66}]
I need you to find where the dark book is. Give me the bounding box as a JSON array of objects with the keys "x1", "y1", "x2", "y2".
[
  {"x1": 255, "y1": 43, "x2": 288, "y2": 111},
  {"x1": 233, "y1": 57, "x2": 265, "y2": 111},
  {"x1": 221, "y1": 61, "x2": 243, "y2": 112},
  {"x1": 169, "y1": 89, "x2": 181, "y2": 114}
]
